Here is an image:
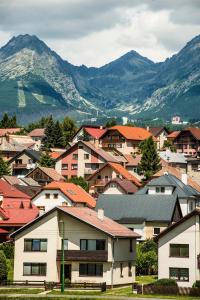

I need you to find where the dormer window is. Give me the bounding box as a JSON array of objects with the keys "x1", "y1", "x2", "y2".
[{"x1": 155, "y1": 187, "x2": 165, "y2": 194}]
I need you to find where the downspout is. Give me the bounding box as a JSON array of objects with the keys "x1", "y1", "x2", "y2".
[{"x1": 111, "y1": 239, "x2": 115, "y2": 289}]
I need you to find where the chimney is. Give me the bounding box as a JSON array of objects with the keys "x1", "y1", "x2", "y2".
[
  {"x1": 97, "y1": 208, "x2": 104, "y2": 221},
  {"x1": 146, "y1": 126, "x2": 150, "y2": 131},
  {"x1": 181, "y1": 173, "x2": 188, "y2": 185}
]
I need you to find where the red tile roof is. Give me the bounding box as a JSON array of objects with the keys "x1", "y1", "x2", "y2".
[
  {"x1": 43, "y1": 181, "x2": 96, "y2": 208},
  {"x1": 59, "y1": 207, "x2": 140, "y2": 238},
  {"x1": 50, "y1": 152, "x2": 61, "y2": 159},
  {"x1": 28, "y1": 128, "x2": 45, "y2": 137},
  {"x1": 0, "y1": 128, "x2": 21, "y2": 137},
  {"x1": 107, "y1": 126, "x2": 152, "y2": 141},
  {"x1": 0, "y1": 179, "x2": 30, "y2": 199},
  {"x1": 0, "y1": 199, "x2": 39, "y2": 226},
  {"x1": 84, "y1": 127, "x2": 107, "y2": 139},
  {"x1": 167, "y1": 131, "x2": 180, "y2": 139},
  {"x1": 124, "y1": 154, "x2": 142, "y2": 166}
]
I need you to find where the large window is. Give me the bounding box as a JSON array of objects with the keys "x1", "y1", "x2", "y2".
[
  {"x1": 79, "y1": 263, "x2": 103, "y2": 277},
  {"x1": 169, "y1": 244, "x2": 189, "y2": 257},
  {"x1": 155, "y1": 187, "x2": 165, "y2": 194},
  {"x1": 24, "y1": 239, "x2": 47, "y2": 252},
  {"x1": 169, "y1": 268, "x2": 189, "y2": 282},
  {"x1": 80, "y1": 239, "x2": 106, "y2": 251},
  {"x1": 23, "y1": 263, "x2": 47, "y2": 276}
]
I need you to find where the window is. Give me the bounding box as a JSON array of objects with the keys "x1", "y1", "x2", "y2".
[
  {"x1": 170, "y1": 244, "x2": 189, "y2": 257},
  {"x1": 189, "y1": 201, "x2": 194, "y2": 212},
  {"x1": 80, "y1": 239, "x2": 106, "y2": 251},
  {"x1": 28, "y1": 159, "x2": 33, "y2": 164},
  {"x1": 155, "y1": 187, "x2": 165, "y2": 194},
  {"x1": 129, "y1": 239, "x2": 133, "y2": 252},
  {"x1": 120, "y1": 263, "x2": 123, "y2": 277},
  {"x1": 23, "y1": 263, "x2": 47, "y2": 276},
  {"x1": 62, "y1": 239, "x2": 68, "y2": 250},
  {"x1": 153, "y1": 228, "x2": 160, "y2": 235},
  {"x1": 53, "y1": 194, "x2": 58, "y2": 199},
  {"x1": 24, "y1": 239, "x2": 47, "y2": 252},
  {"x1": 84, "y1": 154, "x2": 89, "y2": 160},
  {"x1": 62, "y1": 164, "x2": 68, "y2": 170},
  {"x1": 128, "y1": 262, "x2": 132, "y2": 277},
  {"x1": 97, "y1": 175, "x2": 101, "y2": 179},
  {"x1": 73, "y1": 154, "x2": 78, "y2": 160},
  {"x1": 45, "y1": 193, "x2": 50, "y2": 199},
  {"x1": 169, "y1": 268, "x2": 189, "y2": 282},
  {"x1": 71, "y1": 164, "x2": 78, "y2": 170},
  {"x1": 79, "y1": 263, "x2": 103, "y2": 277},
  {"x1": 15, "y1": 159, "x2": 22, "y2": 164},
  {"x1": 38, "y1": 206, "x2": 45, "y2": 212}
]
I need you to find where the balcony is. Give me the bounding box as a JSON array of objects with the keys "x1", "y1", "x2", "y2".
[
  {"x1": 84, "y1": 169, "x2": 94, "y2": 175},
  {"x1": 57, "y1": 250, "x2": 108, "y2": 262},
  {"x1": 13, "y1": 164, "x2": 27, "y2": 169}
]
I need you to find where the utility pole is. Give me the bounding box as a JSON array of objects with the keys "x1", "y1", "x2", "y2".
[{"x1": 60, "y1": 220, "x2": 65, "y2": 292}]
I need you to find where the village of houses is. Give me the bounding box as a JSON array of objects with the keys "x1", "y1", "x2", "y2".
[{"x1": 1, "y1": 124, "x2": 200, "y2": 297}]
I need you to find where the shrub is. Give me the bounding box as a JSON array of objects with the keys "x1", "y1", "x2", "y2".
[
  {"x1": 152, "y1": 278, "x2": 177, "y2": 286},
  {"x1": 193, "y1": 280, "x2": 200, "y2": 288},
  {"x1": 0, "y1": 250, "x2": 8, "y2": 281},
  {"x1": 0, "y1": 242, "x2": 14, "y2": 259}
]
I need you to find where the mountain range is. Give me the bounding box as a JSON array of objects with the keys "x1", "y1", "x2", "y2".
[{"x1": 0, "y1": 34, "x2": 200, "y2": 123}]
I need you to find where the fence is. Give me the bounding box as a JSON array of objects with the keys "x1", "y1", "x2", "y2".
[
  {"x1": 133, "y1": 283, "x2": 200, "y2": 297},
  {"x1": 0, "y1": 280, "x2": 106, "y2": 292}
]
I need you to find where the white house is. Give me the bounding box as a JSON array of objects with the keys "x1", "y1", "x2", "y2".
[
  {"x1": 32, "y1": 181, "x2": 96, "y2": 213},
  {"x1": 11, "y1": 206, "x2": 139, "y2": 286},
  {"x1": 156, "y1": 208, "x2": 200, "y2": 287}
]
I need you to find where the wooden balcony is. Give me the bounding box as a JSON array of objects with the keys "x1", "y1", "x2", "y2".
[
  {"x1": 57, "y1": 250, "x2": 108, "y2": 262},
  {"x1": 13, "y1": 164, "x2": 27, "y2": 169}
]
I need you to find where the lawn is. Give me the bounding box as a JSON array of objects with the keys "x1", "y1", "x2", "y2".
[
  {"x1": 0, "y1": 288, "x2": 43, "y2": 294},
  {"x1": 136, "y1": 275, "x2": 157, "y2": 285}
]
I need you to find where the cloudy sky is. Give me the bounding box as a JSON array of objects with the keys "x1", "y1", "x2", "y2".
[{"x1": 0, "y1": 0, "x2": 200, "y2": 67}]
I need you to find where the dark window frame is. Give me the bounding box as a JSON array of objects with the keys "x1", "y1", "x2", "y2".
[
  {"x1": 80, "y1": 239, "x2": 106, "y2": 251},
  {"x1": 23, "y1": 263, "x2": 47, "y2": 276},
  {"x1": 169, "y1": 267, "x2": 189, "y2": 282},
  {"x1": 79, "y1": 263, "x2": 103, "y2": 277},
  {"x1": 169, "y1": 244, "x2": 189, "y2": 258},
  {"x1": 24, "y1": 239, "x2": 47, "y2": 252}
]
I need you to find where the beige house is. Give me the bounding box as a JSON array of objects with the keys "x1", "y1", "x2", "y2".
[
  {"x1": 149, "y1": 127, "x2": 169, "y2": 150},
  {"x1": 11, "y1": 206, "x2": 139, "y2": 286},
  {"x1": 156, "y1": 208, "x2": 200, "y2": 287}
]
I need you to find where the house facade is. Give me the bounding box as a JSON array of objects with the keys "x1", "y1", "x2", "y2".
[
  {"x1": 32, "y1": 181, "x2": 96, "y2": 213},
  {"x1": 156, "y1": 208, "x2": 200, "y2": 287},
  {"x1": 72, "y1": 125, "x2": 107, "y2": 147},
  {"x1": 11, "y1": 206, "x2": 139, "y2": 286},
  {"x1": 173, "y1": 128, "x2": 200, "y2": 156},
  {"x1": 101, "y1": 126, "x2": 152, "y2": 155},
  {"x1": 149, "y1": 127, "x2": 169, "y2": 150},
  {"x1": 26, "y1": 166, "x2": 65, "y2": 186},
  {"x1": 55, "y1": 141, "x2": 117, "y2": 179}
]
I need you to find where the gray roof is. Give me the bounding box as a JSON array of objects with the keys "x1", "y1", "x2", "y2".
[
  {"x1": 8, "y1": 149, "x2": 41, "y2": 163},
  {"x1": 136, "y1": 174, "x2": 200, "y2": 198},
  {"x1": 159, "y1": 151, "x2": 186, "y2": 164},
  {"x1": 96, "y1": 194, "x2": 178, "y2": 223}
]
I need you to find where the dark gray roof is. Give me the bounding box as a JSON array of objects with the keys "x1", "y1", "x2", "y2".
[
  {"x1": 96, "y1": 194, "x2": 178, "y2": 223},
  {"x1": 136, "y1": 174, "x2": 200, "y2": 198}
]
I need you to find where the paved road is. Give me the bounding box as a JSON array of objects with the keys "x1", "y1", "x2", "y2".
[{"x1": 0, "y1": 293, "x2": 174, "y2": 300}]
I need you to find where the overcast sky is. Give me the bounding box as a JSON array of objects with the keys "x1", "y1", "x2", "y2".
[{"x1": 0, "y1": 0, "x2": 200, "y2": 67}]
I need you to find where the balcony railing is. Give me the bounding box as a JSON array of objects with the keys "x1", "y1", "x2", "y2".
[
  {"x1": 13, "y1": 164, "x2": 27, "y2": 169},
  {"x1": 57, "y1": 250, "x2": 108, "y2": 262}
]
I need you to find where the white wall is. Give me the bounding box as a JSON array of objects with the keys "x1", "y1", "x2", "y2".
[
  {"x1": 148, "y1": 186, "x2": 173, "y2": 195},
  {"x1": 103, "y1": 185, "x2": 124, "y2": 195},
  {"x1": 158, "y1": 215, "x2": 200, "y2": 287}
]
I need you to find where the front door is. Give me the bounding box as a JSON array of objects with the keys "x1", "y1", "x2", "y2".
[{"x1": 60, "y1": 264, "x2": 71, "y2": 282}]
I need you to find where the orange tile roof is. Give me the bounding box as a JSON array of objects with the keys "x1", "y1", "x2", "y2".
[
  {"x1": 108, "y1": 163, "x2": 142, "y2": 187},
  {"x1": 85, "y1": 127, "x2": 107, "y2": 139},
  {"x1": 153, "y1": 165, "x2": 200, "y2": 193},
  {"x1": 0, "y1": 128, "x2": 21, "y2": 137},
  {"x1": 50, "y1": 152, "x2": 61, "y2": 159},
  {"x1": 28, "y1": 128, "x2": 45, "y2": 137},
  {"x1": 124, "y1": 154, "x2": 142, "y2": 166},
  {"x1": 44, "y1": 181, "x2": 96, "y2": 208},
  {"x1": 167, "y1": 131, "x2": 180, "y2": 138},
  {"x1": 108, "y1": 126, "x2": 152, "y2": 141},
  {"x1": 185, "y1": 127, "x2": 200, "y2": 140}
]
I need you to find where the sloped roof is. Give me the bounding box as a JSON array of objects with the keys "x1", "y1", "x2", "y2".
[
  {"x1": 87, "y1": 162, "x2": 141, "y2": 187},
  {"x1": 149, "y1": 127, "x2": 169, "y2": 137},
  {"x1": 96, "y1": 194, "x2": 179, "y2": 223},
  {"x1": 124, "y1": 154, "x2": 141, "y2": 166},
  {"x1": 0, "y1": 198, "x2": 38, "y2": 226},
  {"x1": 26, "y1": 166, "x2": 65, "y2": 181},
  {"x1": 105, "y1": 126, "x2": 152, "y2": 141},
  {"x1": 154, "y1": 165, "x2": 200, "y2": 193},
  {"x1": 15, "y1": 185, "x2": 41, "y2": 198},
  {"x1": 167, "y1": 131, "x2": 180, "y2": 139},
  {"x1": 28, "y1": 128, "x2": 45, "y2": 137},
  {"x1": 185, "y1": 127, "x2": 200, "y2": 140},
  {"x1": 84, "y1": 127, "x2": 107, "y2": 139},
  {"x1": 137, "y1": 173, "x2": 200, "y2": 198},
  {"x1": 20, "y1": 177, "x2": 40, "y2": 186},
  {"x1": 8, "y1": 149, "x2": 41, "y2": 164},
  {"x1": 0, "y1": 128, "x2": 21, "y2": 137},
  {"x1": 104, "y1": 178, "x2": 138, "y2": 194},
  {"x1": 43, "y1": 181, "x2": 96, "y2": 208},
  {"x1": 159, "y1": 151, "x2": 186, "y2": 164},
  {"x1": 0, "y1": 179, "x2": 30, "y2": 199},
  {"x1": 11, "y1": 206, "x2": 140, "y2": 239}
]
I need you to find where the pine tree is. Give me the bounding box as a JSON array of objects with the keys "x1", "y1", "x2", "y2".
[
  {"x1": 0, "y1": 156, "x2": 11, "y2": 177},
  {"x1": 42, "y1": 115, "x2": 55, "y2": 150},
  {"x1": 68, "y1": 176, "x2": 89, "y2": 191},
  {"x1": 138, "y1": 136, "x2": 161, "y2": 179},
  {"x1": 62, "y1": 117, "x2": 76, "y2": 145},
  {"x1": 39, "y1": 152, "x2": 55, "y2": 168},
  {"x1": 54, "y1": 121, "x2": 65, "y2": 148},
  {"x1": 0, "y1": 250, "x2": 7, "y2": 281},
  {"x1": 0, "y1": 113, "x2": 10, "y2": 128}
]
